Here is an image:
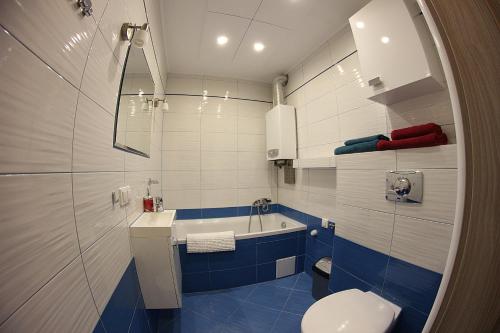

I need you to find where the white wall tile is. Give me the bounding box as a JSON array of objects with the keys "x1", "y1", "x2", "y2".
[
  {"x1": 162, "y1": 132, "x2": 201, "y2": 151},
  {"x1": 336, "y1": 150, "x2": 396, "y2": 170},
  {"x1": 81, "y1": 30, "x2": 122, "y2": 114},
  {"x1": 307, "y1": 116, "x2": 340, "y2": 146},
  {"x1": 125, "y1": 171, "x2": 161, "y2": 225},
  {"x1": 201, "y1": 114, "x2": 237, "y2": 133},
  {"x1": 166, "y1": 75, "x2": 203, "y2": 95},
  {"x1": 201, "y1": 151, "x2": 238, "y2": 170},
  {"x1": 203, "y1": 77, "x2": 237, "y2": 98},
  {"x1": 397, "y1": 144, "x2": 457, "y2": 170},
  {"x1": 306, "y1": 92, "x2": 338, "y2": 124},
  {"x1": 238, "y1": 134, "x2": 266, "y2": 152},
  {"x1": 391, "y1": 215, "x2": 453, "y2": 273},
  {"x1": 285, "y1": 64, "x2": 304, "y2": 95},
  {"x1": 278, "y1": 168, "x2": 309, "y2": 191},
  {"x1": 335, "y1": 205, "x2": 394, "y2": 255},
  {"x1": 202, "y1": 97, "x2": 239, "y2": 117},
  {"x1": 83, "y1": 221, "x2": 131, "y2": 313},
  {"x1": 97, "y1": 0, "x2": 130, "y2": 65},
  {"x1": 238, "y1": 188, "x2": 273, "y2": 206},
  {"x1": 237, "y1": 169, "x2": 274, "y2": 189},
  {"x1": 238, "y1": 100, "x2": 271, "y2": 118},
  {"x1": 73, "y1": 94, "x2": 125, "y2": 172},
  {"x1": 238, "y1": 152, "x2": 269, "y2": 170},
  {"x1": 0, "y1": 174, "x2": 80, "y2": 323},
  {"x1": 302, "y1": 43, "x2": 332, "y2": 83},
  {"x1": 0, "y1": 257, "x2": 100, "y2": 333},
  {"x1": 308, "y1": 169, "x2": 337, "y2": 196},
  {"x1": 164, "y1": 189, "x2": 201, "y2": 209},
  {"x1": 237, "y1": 117, "x2": 266, "y2": 134},
  {"x1": 165, "y1": 95, "x2": 203, "y2": 114},
  {"x1": 201, "y1": 170, "x2": 238, "y2": 189},
  {"x1": 329, "y1": 25, "x2": 356, "y2": 65},
  {"x1": 304, "y1": 68, "x2": 335, "y2": 103},
  {"x1": 237, "y1": 81, "x2": 272, "y2": 102},
  {"x1": 396, "y1": 169, "x2": 457, "y2": 223},
  {"x1": 201, "y1": 189, "x2": 238, "y2": 208},
  {"x1": 331, "y1": 54, "x2": 362, "y2": 90},
  {"x1": 164, "y1": 151, "x2": 201, "y2": 171},
  {"x1": 73, "y1": 172, "x2": 127, "y2": 251},
  {"x1": 278, "y1": 188, "x2": 309, "y2": 214},
  {"x1": 337, "y1": 170, "x2": 396, "y2": 213},
  {"x1": 201, "y1": 132, "x2": 237, "y2": 151},
  {"x1": 336, "y1": 80, "x2": 373, "y2": 114},
  {"x1": 0, "y1": 29, "x2": 78, "y2": 173},
  {"x1": 286, "y1": 89, "x2": 305, "y2": 109},
  {"x1": 307, "y1": 192, "x2": 336, "y2": 221},
  {"x1": 339, "y1": 103, "x2": 388, "y2": 141},
  {"x1": 164, "y1": 113, "x2": 201, "y2": 132},
  {"x1": 163, "y1": 171, "x2": 201, "y2": 190},
  {"x1": 0, "y1": 0, "x2": 97, "y2": 87}
]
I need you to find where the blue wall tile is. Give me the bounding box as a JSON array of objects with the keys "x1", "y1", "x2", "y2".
[
  {"x1": 176, "y1": 209, "x2": 202, "y2": 220},
  {"x1": 257, "y1": 237, "x2": 298, "y2": 263},
  {"x1": 209, "y1": 239, "x2": 256, "y2": 270},
  {"x1": 128, "y1": 296, "x2": 151, "y2": 333},
  {"x1": 333, "y1": 236, "x2": 388, "y2": 289},
  {"x1": 179, "y1": 244, "x2": 210, "y2": 273},
  {"x1": 202, "y1": 207, "x2": 238, "y2": 218},
  {"x1": 210, "y1": 266, "x2": 257, "y2": 290},
  {"x1": 392, "y1": 305, "x2": 428, "y2": 333},
  {"x1": 295, "y1": 255, "x2": 305, "y2": 274},
  {"x1": 257, "y1": 262, "x2": 276, "y2": 282},
  {"x1": 305, "y1": 236, "x2": 333, "y2": 263},
  {"x1": 383, "y1": 257, "x2": 442, "y2": 314},
  {"x1": 256, "y1": 231, "x2": 297, "y2": 244},
  {"x1": 329, "y1": 265, "x2": 375, "y2": 294},
  {"x1": 278, "y1": 205, "x2": 308, "y2": 223},
  {"x1": 99, "y1": 259, "x2": 143, "y2": 333},
  {"x1": 183, "y1": 272, "x2": 210, "y2": 293}
]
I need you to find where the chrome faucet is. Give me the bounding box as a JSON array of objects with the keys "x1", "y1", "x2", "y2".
[{"x1": 248, "y1": 198, "x2": 272, "y2": 233}]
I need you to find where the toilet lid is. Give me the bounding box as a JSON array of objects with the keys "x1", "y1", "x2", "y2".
[{"x1": 301, "y1": 289, "x2": 395, "y2": 333}]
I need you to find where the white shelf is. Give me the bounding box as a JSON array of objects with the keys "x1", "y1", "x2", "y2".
[{"x1": 292, "y1": 157, "x2": 336, "y2": 169}]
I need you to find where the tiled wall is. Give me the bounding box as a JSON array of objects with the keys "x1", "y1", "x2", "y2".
[
  {"x1": 278, "y1": 25, "x2": 458, "y2": 333},
  {"x1": 179, "y1": 230, "x2": 306, "y2": 293},
  {"x1": 162, "y1": 74, "x2": 278, "y2": 213},
  {"x1": 0, "y1": 0, "x2": 166, "y2": 332}
]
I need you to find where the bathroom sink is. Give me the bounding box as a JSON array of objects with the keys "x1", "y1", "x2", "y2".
[{"x1": 130, "y1": 210, "x2": 176, "y2": 237}]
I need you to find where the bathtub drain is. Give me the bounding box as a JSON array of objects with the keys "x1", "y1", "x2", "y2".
[{"x1": 281, "y1": 221, "x2": 287, "y2": 228}]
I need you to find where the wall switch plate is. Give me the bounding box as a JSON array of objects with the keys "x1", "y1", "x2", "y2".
[
  {"x1": 321, "y1": 218, "x2": 328, "y2": 228},
  {"x1": 386, "y1": 171, "x2": 423, "y2": 203},
  {"x1": 119, "y1": 186, "x2": 130, "y2": 206}
]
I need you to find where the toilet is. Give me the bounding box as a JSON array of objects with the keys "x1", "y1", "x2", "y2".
[{"x1": 301, "y1": 289, "x2": 402, "y2": 333}]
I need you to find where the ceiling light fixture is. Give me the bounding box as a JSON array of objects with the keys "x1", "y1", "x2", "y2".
[
  {"x1": 253, "y1": 42, "x2": 265, "y2": 52},
  {"x1": 217, "y1": 35, "x2": 228, "y2": 46},
  {"x1": 356, "y1": 21, "x2": 365, "y2": 29},
  {"x1": 381, "y1": 36, "x2": 390, "y2": 44}
]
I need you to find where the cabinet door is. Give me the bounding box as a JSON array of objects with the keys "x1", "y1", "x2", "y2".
[{"x1": 349, "y1": 0, "x2": 431, "y2": 96}]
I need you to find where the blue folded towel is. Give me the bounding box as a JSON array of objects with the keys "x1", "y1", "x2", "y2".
[
  {"x1": 344, "y1": 134, "x2": 389, "y2": 146},
  {"x1": 334, "y1": 139, "x2": 379, "y2": 155}
]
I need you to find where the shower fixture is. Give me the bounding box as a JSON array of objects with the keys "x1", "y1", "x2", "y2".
[{"x1": 121, "y1": 23, "x2": 150, "y2": 48}]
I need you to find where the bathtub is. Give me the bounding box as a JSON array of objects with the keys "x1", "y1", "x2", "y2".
[
  {"x1": 174, "y1": 213, "x2": 306, "y2": 243},
  {"x1": 174, "y1": 213, "x2": 307, "y2": 292}
]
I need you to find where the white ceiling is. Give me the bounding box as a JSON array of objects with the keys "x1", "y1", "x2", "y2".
[{"x1": 161, "y1": 0, "x2": 369, "y2": 83}]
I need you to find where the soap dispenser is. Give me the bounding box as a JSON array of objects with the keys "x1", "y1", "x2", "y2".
[{"x1": 143, "y1": 186, "x2": 154, "y2": 212}]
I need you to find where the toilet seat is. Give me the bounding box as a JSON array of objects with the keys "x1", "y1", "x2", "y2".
[{"x1": 301, "y1": 289, "x2": 399, "y2": 333}]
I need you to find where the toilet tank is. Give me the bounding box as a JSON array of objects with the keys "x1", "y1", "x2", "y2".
[{"x1": 265, "y1": 104, "x2": 297, "y2": 160}]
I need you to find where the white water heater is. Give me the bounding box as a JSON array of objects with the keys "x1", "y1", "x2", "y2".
[{"x1": 265, "y1": 104, "x2": 297, "y2": 161}]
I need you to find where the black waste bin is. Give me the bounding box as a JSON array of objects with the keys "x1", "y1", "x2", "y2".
[{"x1": 312, "y1": 257, "x2": 332, "y2": 300}]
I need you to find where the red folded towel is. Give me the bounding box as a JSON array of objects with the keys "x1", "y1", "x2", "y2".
[
  {"x1": 377, "y1": 132, "x2": 448, "y2": 151},
  {"x1": 391, "y1": 123, "x2": 442, "y2": 140}
]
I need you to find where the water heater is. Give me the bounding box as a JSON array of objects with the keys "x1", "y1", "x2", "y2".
[{"x1": 265, "y1": 104, "x2": 297, "y2": 160}]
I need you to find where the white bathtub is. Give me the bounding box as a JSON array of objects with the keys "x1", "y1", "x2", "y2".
[{"x1": 174, "y1": 213, "x2": 306, "y2": 244}]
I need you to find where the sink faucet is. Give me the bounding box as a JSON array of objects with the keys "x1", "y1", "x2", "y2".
[{"x1": 248, "y1": 198, "x2": 272, "y2": 233}]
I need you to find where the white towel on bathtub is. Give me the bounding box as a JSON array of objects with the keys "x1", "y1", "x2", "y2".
[{"x1": 186, "y1": 231, "x2": 235, "y2": 253}]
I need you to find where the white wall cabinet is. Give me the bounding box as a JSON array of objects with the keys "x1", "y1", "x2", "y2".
[{"x1": 349, "y1": 0, "x2": 444, "y2": 105}]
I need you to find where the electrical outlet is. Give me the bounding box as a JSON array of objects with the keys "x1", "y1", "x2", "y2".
[
  {"x1": 328, "y1": 221, "x2": 335, "y2": 230},
  {"x1": 321, "y1": 218, "x2": 328, "y2": 228}
]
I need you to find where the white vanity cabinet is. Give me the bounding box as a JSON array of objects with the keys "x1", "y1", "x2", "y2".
[
  {"x1": 349, "y1": 0, "x2": 444, "y2": 105},
  {"x1": 130, "y1": 210, "x2": 182, "y2": 309}
]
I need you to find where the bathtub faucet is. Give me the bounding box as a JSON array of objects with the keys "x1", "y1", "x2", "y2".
[{"x1": 248, "y1": 198, "x2": 272, "y2": 233}]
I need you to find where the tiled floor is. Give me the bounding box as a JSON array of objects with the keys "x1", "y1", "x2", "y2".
[{"x1": 157, "y1": 273, "x2": 315, "y2": 333}]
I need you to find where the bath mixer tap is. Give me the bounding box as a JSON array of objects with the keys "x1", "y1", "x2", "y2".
[{"x1": 248, "y1": 198, "x2": 272, "y2": 233}]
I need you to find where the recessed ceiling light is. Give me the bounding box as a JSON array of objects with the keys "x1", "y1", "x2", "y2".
[
  {"x1": 217, "y1": 35, "x2": 228, "y2": 45},
  {"x1": 253, "y1": 42, "x2": 265, "y2": 52},
  {"x1": 381, "y1": 36, "x2": 390, "y2": 44},
  {"x1": 356, "y1": 21, "x2": 365, "y2": 29}
]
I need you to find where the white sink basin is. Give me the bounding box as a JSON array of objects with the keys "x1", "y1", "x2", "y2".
[{"x1": 130, "y1": 210, "x2": 176, "y2": 238}]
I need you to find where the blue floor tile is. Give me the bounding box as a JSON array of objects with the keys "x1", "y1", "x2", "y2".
[
  {"x1": 207, "y1": 284, "x2": 256, "y2": 301},
  {"x1": 210, "y1": 266, "x2": 257, "y2": 290},
  {"x1": 271, "y1": 312, "x2": 302, "y2": 333},
  {"x1": 224, "y1": 301, "x2": 280, "y2": 333},
  {"x1": 183, "y1": 293, "x2": 244, "y2": 323},
  {"x1": 262, "y1": 274, "x2": 298, "y2": 289},
  {"x1": 246, "y1": 284, "x2": 292, "y2": 310},
  {"x1": 293, "y1": 272, "x2": 313, "y2": 292},
  {"x1": 164, "y1": 308, "x2": 223, "y2": 333},
  {"x1": 283, "y1": 290, "x2": 316, "y2": 315}
]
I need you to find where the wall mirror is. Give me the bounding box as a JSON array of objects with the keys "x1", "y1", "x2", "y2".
[{"x1": 114, "y1": 46, "x2": 155, "y2": 157}]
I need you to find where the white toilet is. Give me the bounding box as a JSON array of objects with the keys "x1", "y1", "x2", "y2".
[{"x1": 301, "y1": 289, "x2": 402, "y2": 333}]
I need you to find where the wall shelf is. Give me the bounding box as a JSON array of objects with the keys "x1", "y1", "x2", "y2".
[{"x1": 292, "y1": 157, "x2": 336, "y2": 169}]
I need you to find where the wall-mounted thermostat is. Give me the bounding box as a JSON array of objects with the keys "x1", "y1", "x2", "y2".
[{"x1": 386, "y1": 171, "x2": 423, "y2": 203}]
